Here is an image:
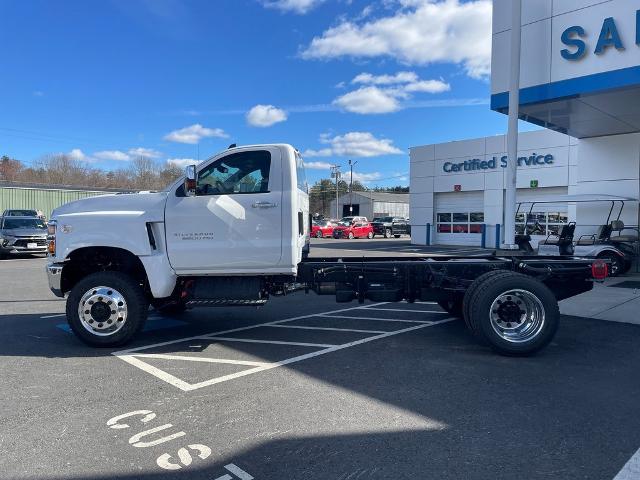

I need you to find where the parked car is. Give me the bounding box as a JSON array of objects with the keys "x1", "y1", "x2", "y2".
[
  {"x1": 0, "y1": 216, "x2": 49, "y2": 258},
  {"x1": 372, "y1": 216, "x2": 411, "y2": 238},
  {"x1": 332, "y1": 221, "x2": 374, "y2": 239},
  {"x1": 2, "y1": 209, "x2": 39, "y2": 217},
  {"x1": 340, "y1": 216, "x2": 368, "y2": 225},
  {"x1": 311, "y1": 220, "x2": 335, "y2": 238}
]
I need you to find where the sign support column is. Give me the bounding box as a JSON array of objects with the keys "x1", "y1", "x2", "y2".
[{"x1": 503, "y1": 0, "x2": 522, "y2": 249}]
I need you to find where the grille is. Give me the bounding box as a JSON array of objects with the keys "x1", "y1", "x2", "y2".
[{"x1": 14, "y1": 239, "x2": 47, "y2": 247}]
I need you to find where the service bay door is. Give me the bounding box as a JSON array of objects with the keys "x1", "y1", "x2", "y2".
[{"x1": 165, "y1": 147, "x2": 283, "y2": 273}]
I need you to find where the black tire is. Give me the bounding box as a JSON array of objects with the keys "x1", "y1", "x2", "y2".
[
  {"x1": 315, "y1": 231, "x2": 323, "y2": 238},
  {"x1": 394, "y1": 234, "x2": 401, "y2": 238},
  {"x1": 437, "y1": 298, "x2": 463, "y2": 318},
  {"x1": 462, "y1": 269, "x2": 511, "y2": 334},
  {"x1": 384, "y1": 229, "x2": 392, "y2": 239},
  {"x1": 66, "y1": 271, "x2": 149, "y2": 347},
  {"x1": 466, "y1": 272, "x2": 559, "y2": 356},
  {"x1": 597, "y1": 251, "x2": 624, "y2": 277},
  {"x1": 348, "y1": 232, "x2": 354, "y2": 239}
]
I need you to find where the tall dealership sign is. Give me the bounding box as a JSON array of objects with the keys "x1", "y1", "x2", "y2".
[{"x1": 490, "y1": 1, "x2": 640, "y2": 138}]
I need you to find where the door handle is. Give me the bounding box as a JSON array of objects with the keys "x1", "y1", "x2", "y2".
[{"x1": 252, "y1": 201, "x2": 278, "y2": 208}]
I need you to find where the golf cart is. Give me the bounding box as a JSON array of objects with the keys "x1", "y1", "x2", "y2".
[{"x1": 515, "y1": 194, "x2": 639, "y2": 276}]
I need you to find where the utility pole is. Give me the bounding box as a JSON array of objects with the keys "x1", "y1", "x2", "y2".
[
  {"x1": 503, "y1": 0, "x2": 522, "y2": 249},
  {"x1": 348, "y1": 159, "x2": 358, "y2": 215},
  {"x1": 330, "y1": 164, "x2": 341, "y2": 220}
]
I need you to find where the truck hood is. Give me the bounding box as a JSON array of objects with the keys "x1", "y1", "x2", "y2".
[{"x1": 52, "y1": 191, "x2": 168, "y2": 223}]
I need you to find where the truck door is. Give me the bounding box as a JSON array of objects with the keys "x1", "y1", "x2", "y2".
[{"x1": 164, "y1": 147, "x2": 283, "y2": 273}]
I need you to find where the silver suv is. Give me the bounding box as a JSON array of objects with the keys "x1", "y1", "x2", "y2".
[{"x1": 0, "y1": 216, "x2": 48, "y2": 258}]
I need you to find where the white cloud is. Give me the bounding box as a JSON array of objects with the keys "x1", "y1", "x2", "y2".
[
  {"x1": 246, "y1": 104, "x2": 288, "y2": 127},
  {"x1": 404, "y1": 79, "x2": 450, "y2": 93},
  {"x1": 352, "y1": 71, "x2": 418, "y2": 85},
  {"x1": 68, "y1": 149, "x2": 87, "y2": 161},
  {"x1": 164, "y1": 124, "x2": 229, "y2": 144},
  {"x1": 304, "y1": 161, "x2": 334, "y2": 170},
  {"x1": 94, "y1": 150, "x2": 131, "y2": 162},
  {"x1": 334, "y1": 86, "x2": 401, "y2": 114},
  {"x1": 304, "y1": 132, "x2": 403, "y2": 158},
  {"x1": 128, "y1": 147, "x2": 162, "y2": 159},
  {"x1": 352, "y1": 171, "x2": 383, "y2": 183},
  {"x1": 167, "y1": 158, "x2": 198, "y2": 169},
  {"x1": 334, "y1": 73, "x2": 450, "y2": 114},
  {"x1": 301, "y1": 0, "x2": 492, "y2": 79},
  {"x1": 260, "y1": 0, "x2": 325, "y2": 14}
]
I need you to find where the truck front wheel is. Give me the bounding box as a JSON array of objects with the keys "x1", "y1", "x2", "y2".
[
  {"x1": 466, "y1": 272, "x2": 559, "y2": 356},
  {"x1": 66, "y1": 271, "x2": 149, "y2": 347}
]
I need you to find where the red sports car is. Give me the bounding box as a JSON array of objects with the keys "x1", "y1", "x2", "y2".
[
  {"x1": 311, "y1": 220, "x2": 335, "y2": 238},
  {"x1": 332, "y1": 221, "x2": 374, "y2": 239}
]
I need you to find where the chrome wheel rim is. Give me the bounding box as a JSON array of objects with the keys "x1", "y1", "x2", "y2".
[
  {"x1": 78, "y1": 286, "x2": 128, "y2": 336},
  {"x1": 489, "y1": 289, "x2": 545, "y2": 343}
]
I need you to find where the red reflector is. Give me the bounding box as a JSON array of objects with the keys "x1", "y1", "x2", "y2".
[{"x1": 592, "y1": 260, "x2": 608, "y2": 280}]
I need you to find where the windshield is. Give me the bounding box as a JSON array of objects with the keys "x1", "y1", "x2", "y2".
[
  {"x1": 5, "y1": 210, "x2": 37, "y2": 217},
  {"x1": 380, "y1": 217, "x2": 394, "y2": 222},
  {"x1": 2, "y1": 218, "x2": 47, "y2": 230}
]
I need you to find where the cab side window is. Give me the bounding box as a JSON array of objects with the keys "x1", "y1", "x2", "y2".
[{"x1": 197, "y1": 150, "x2": 271, "y2": 196}]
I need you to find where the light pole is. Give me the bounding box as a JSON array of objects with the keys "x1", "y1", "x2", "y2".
[
  {"x1": 330, "y1": 164, "x2": 341, "y2": 220},
  {"x1": 348, "y1": 159, "x2": 358, "y2": 215},
  {"x1": 503, "y1": 0, "x2": 522, "y2": 249}
]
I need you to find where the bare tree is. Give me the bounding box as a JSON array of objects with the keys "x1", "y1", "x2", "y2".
[{"x1": 0, "y1": 155, "x2": 23, "y2": 181}]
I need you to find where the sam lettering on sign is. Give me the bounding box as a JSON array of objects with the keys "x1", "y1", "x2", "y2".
[{"x1": 561, "y1": 12, "x2": 639, "y2": 61}]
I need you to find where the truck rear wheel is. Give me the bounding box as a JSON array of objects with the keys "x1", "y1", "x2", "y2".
[
  {"x1": 466, "y1": 272, "x2": 559, "y2": 356},
  {"x1": 462, "y1": 269, "x2": 511, "y2": 334},
  {"x1": 66, "y1": 271, "x2": 149, "y2": 347}
]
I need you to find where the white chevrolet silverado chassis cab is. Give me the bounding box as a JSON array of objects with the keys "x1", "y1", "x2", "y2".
[
  {"x1": 45, "y1": 143, "x2": 602, "y2": 356},
  {"x1": 46, "y1": 144, "x2": 310, "y2": 347}
]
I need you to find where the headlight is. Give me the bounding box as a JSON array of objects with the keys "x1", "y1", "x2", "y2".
[{"x1": 0, "y1": 235, "x2": 15, "y2": 246}]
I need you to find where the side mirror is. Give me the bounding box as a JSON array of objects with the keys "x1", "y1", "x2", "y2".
[{"x1": 184, "y1": 165, "x2": 197, "y2": 197}]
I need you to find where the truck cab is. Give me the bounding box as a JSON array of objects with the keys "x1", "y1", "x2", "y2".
[{"x1": 46, "y1": 144, "x2": 309, "y2": 346}]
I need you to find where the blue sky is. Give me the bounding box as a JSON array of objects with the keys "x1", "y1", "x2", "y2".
[{"x1": 0, "y1": 0, "x2": 532, "y2": 187}]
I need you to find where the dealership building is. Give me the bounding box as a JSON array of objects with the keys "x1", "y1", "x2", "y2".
[{"x1": 410, "y1": 0, "x2": 640, "y2": 247}]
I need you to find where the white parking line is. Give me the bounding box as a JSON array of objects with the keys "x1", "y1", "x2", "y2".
[
  {"x1": 133, "y1": 354, "x2": 271, "y2": 367},
  {"x1": 267, "y1": 325, "x2": 387, "y2": 334},
  {"x1": 363, "y1": 307, "x2": 446, "y2": 314},
  {"x1": 614, "y1": 446, "x2": 640, "y2": 479},
  {"x1": 40, "y1": 313, "x2": 66, "y2": 318},
  {"x1": 204, "y1": 337, "x2": 336, "y2": 348},
  {"x1": 320, "y1": 314, "x2": 432, "y2": 324},
  {"x1": 114, "y1": 303, "x2": 454, "y2": 392}
]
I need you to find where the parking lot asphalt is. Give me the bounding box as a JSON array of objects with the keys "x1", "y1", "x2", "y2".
[{"x1": 1, "y1": 242, "x2": 640, "y2": 480}]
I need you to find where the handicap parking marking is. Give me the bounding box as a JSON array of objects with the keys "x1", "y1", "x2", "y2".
[{"x1": 113, "y1": 303, "x2": 454, "y2": 392}]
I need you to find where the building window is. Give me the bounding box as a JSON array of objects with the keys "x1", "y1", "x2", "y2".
[
  {"x1": 515, "y1": 212, "x2": 568, "y2": 235},
  {"x1": 437, "y1": 212, "x2": 484, "y2": 234}
]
